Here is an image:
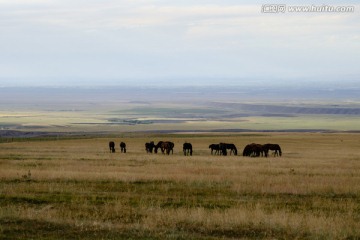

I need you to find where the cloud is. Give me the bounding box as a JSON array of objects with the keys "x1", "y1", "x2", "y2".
[
  {"x1": 0, "y1": 1, "x2": 359, "y2": 83},
  {"x1": 2, "y1": 2, "x2": 358, "y2": 34}
]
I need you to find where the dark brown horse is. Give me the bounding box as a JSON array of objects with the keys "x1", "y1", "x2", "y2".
[
  {"x1": 155, "y1": 141, "x2": 174, "y2": 155},
  {"x1": 162, "y1": 141, "x2": 174, "y2": 155},
  {"x1": 263, "y1": 143, "x2": 282, "y2": 157},
  {"x1": 183, "y1": 142, "x2": 193, "y2": 156},
  {"x1": 120, "y1": 142, "x2": 126, "y2": 153},
  {"x1": 243, "y1": 143, "x2": 265, "y2": 157},
  {"x1": 109, "y1": 141, "x2": 115, "y2": 153}
]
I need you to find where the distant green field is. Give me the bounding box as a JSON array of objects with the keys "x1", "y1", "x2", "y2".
[{"x1": 0, "y1": 101, "x2": 359, "y2": 133}]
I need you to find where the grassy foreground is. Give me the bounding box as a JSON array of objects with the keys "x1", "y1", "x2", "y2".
[{"x1": 0, "y1": 133, "x2": 360, "y2": 239}]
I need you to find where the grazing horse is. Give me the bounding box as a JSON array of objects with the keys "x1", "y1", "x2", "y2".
[
  {"x1": 209, "y1": 144, "x2": 220, "y2": 155},
  {"x1": 220, "y1": 143, "x2": 238, "y2": 155},
  {"x1": 154, "y1": 141, "x2": 164, "y2": 154},
  {"x1": 263, "y1": 143, "x2": 282, "y2": 157},
  {"x1": 183, "y1": 142, "x2": 193, "y2": 156},
  {"x1": 120, "y1": 142, "x2": 126, "y2": 153},
  {"x1": 155, "y1": 141, "x2": 174, "y2": 155},
  {"x1": 145, "y1": 141, "x2": 155, "y2": 153},
  {"x1": 109, "y1": 141, "x2": 115, "y2": 153},
  {"x1": 243, "y1": 143, "x2": 265, "y2": 157},
  {"x1": 162, "y1": 141, "x2": 174, "y2": 155}
]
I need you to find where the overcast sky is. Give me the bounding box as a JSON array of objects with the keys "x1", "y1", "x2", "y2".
[{"x1": 0, "y1": 0, "x2": 359, "y2": 86}]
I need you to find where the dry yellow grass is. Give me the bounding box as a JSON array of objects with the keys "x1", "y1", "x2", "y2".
[{"x1": 0, "y1": 133, "x2": 360, "y2": 239}]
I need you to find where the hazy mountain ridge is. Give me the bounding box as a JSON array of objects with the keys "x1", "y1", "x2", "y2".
[
  {"x1": 0, "y1": 84, "x2": 359, "y2": 104},
  {"x1": 209, "y1": 102, "x2": 360, "y2": 115}
]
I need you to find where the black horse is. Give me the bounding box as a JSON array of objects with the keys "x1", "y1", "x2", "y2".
[
  {"x1": 145, "y1": 141, "x2": 155, "y2": 153},
  {"x1": 120, "y1": 142, "x2": 126, "y2": 153},
  {"x1": 263, "y1": 143, "x2": 282, "y2": 157},
  {"x1": 154, "y1": 141, "x2": 164, "y2": 154},
  {"x1": 183, "y1": 142, "x2": 193, "y2": 156},
  {"x1": 209, "y1": 144, "x2": 220, "y2": 155},
  {"x1": 219, "y1": 143, "x2": 228, "y2": 156},
  {"x1": 109, "y1": 141, "x2": 115, "y2": 153},
  {"x1": 220, "y1": 143, "x2": 237, "y2": 155}
]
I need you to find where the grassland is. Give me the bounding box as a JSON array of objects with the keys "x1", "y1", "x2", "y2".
[
  {"x1": 1, "y1": 101, "x2": 360, "y2": 133},
  {"x1": 1, "y1": 133, "x2": 360, "y2": 239}
]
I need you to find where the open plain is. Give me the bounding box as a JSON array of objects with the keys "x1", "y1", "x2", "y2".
[
  {"x1": 1, "y1": 132, "x2": 360, "y2": 239},
  {"x1": 1, "y1": 0, "x2": 360, "y2": 238}
]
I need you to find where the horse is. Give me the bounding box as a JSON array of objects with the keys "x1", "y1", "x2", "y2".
[
  {"x1": 120, "y1": 142, "x2": 126, "y2": 153},
  {"x1": 263, "y1": 143, "x2": 282, "y2": 157},
  {"x1": 155, "y1": 141, "x2": 174, "y2": 155},
  {"x1": 154, "y1": 141, "x2": 164, "y2": 154},
  {"x1": 209, "y1": 144, "x2": 220, "y2": 155},
  {"x1": 183, "y1": 142, "x2": 193, "y2": 156},
  {"x1": 218, "y1": 143, "x2": 228, "y2": 156},
  {"x1": 162, "y1": 141, "x2": 174, "y2": 155},
  {"x1": 145, "y1": 141, "x2": 155, "y2": 153},
  {"x1": 243, "y1": 143, "x2": 265, "y2": 157},
  {"x1": 109, "y1": 141, "x2": 115, "y2": 153},
  {"x1": 220, "y1": 143, "x2": 237, "y2": 155}
]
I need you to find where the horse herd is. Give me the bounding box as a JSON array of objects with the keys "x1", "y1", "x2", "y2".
[{"x1": 109, "y1": 141, "x2": 282, "y2": 157}]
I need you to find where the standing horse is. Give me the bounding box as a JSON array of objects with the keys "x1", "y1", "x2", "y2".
[
  {"x1": 183, "y1": 143, "x2": 193, "y2": 156},
  {"x1": 263, "y1": 143, "x2": 282, "y2": 157},
  {"x1": 120, "y1": 142, "x2": 126, "y2": 153},
  {"x1": 155, "y1": 141, "x2": 174, "y2": 155},
  {"x1": 209, "y1": 144, "x2": 220, "y2": 155},
  {"x1": 219, "y1": 143, "x2": 228, "y2": 156},
  {"x1": 220, "y1": 143, "x2": 238, "y2": 155},
  {"x1": 243, "y1": 143, "x2": 265, "y2": 157},
  {"x1": 154, "y1": 141, "x2": 163, "y2": 154},
  {"x1": 109, "y1": 141, "x2": 115, "y2": 153},
  {"x1": 162, "y1": 141, "x2": 174, "y2": 155},
  {"x1": 145, "y1": 141, "x2": 155, "y2": 153}
]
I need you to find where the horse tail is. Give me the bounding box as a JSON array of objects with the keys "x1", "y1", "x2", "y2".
[{"x1": 278, "y1": 145, "x2": 282, "y2": 156}]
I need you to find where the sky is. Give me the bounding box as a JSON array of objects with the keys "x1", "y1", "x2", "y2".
[{"x1": 0, "y1": 0, "x2": 359, "y2": 87}]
